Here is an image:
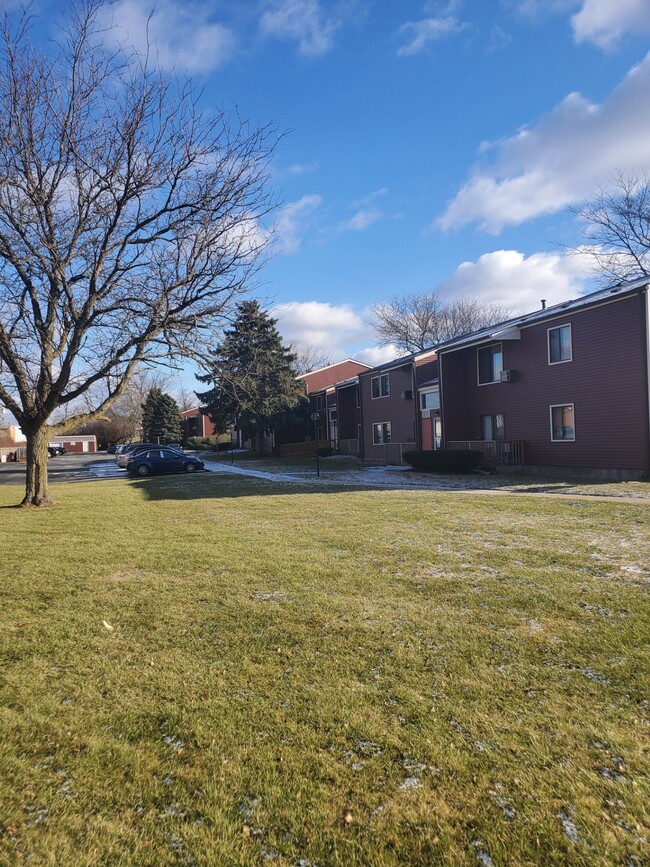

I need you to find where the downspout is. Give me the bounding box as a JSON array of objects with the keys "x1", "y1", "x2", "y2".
[
  {"x1": 358, "y1": 375, "x2": 365, "y2": 461},
  {"x1": 438, "y1": 352, "x2": 446, "y2": 449},
  {"x1": 412, "y1": 360, "x2": 418, "y2": 450},
  {"x1": 644, "y1": 284, "x2": 650, "y2": 482}
]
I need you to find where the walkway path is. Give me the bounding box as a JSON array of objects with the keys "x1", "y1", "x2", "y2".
[{"x1": 204, "y1": 458, "x2": 650, "y2": 505}]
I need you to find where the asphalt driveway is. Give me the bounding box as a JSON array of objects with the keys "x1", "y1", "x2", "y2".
[{"x1": 0, "y1": 452, "x2": 125, "y2": 485}]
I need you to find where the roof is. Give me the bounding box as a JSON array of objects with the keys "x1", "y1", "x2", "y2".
[
  {"x1": 435, "y1": 277, "x2": 650, "y2": 354},
  {"x1": 360, "y1": 346, "x2": 438, "y2": 376},
  {"x1": 296, "y1": 358, "x2": 372, "y2": 380}
]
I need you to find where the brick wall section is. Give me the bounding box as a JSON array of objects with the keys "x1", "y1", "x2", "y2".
[{"x1": 299, "y1": 360, "x2": 371, "y2": 394}]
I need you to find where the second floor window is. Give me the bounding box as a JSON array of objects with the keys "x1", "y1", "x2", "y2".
[
  {"x1": 371, "y1": 373, "x2": 390, "y2": 399},
  {"x1": 478, "y1": 344, "x2": 503, "y2": 384},
  {"x1": 548, "y1": 324, "x2": 572, "y2": 364}
]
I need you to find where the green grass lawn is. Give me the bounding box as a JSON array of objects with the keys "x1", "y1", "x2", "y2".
[{"x1": 1, "y1": 473, "x2": 648, "y2": 865}]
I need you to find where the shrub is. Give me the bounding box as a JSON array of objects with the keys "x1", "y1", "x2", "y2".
[{"x1": 402, "y1": 449, "x2": 483, "y2": 473}]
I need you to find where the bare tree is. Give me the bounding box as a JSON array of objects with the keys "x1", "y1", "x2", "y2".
[
  {"x1": 0, "y1": 2, "x2": 276, "y2": 505},
  {"x1": 291, "y1": 343, "x2": 333, "y2": 375},
  {"x1": 369, "y1": 291, "x2": 511, "y2": 354},
  {"x1": 174, "y1": 379, "x2": 198, "y2": 413},
  {"x1": 571, "y1": 172, "x2": 650, "y2": 284}
]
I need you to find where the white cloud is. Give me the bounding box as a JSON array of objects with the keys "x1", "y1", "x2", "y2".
[
  {"x1": 259, "y1": 0, "x2": 344, "y2": 56},
  {"x1": 438, "y1": 249, "x2": 592, "y2": 312},
  {"x1": 571, "y1": 0, "x2": 650, "y2": 49},
  {"x1": 439, "y1": 53, "x2": 650, "y2": 232},
  {"x1": 338, "y1": 207, "x2": 382, "y2": 232},
  {"x1": 275, "y1": 195, "x2": 322, "y2": 253},
  {"x1": 99, "y1": 0, "x2": 235, "y2": 74},
  {"x1": 397, "y1": 15, "x2": 466, "y2": 55},
  {"x1": 351, "y1": 187, "x2": 389, "y2": 208},
  {"x1": 353, "y1": 344, "x2": 402, "y2": 366},
  {"x1": 272, "y1": 301, "x2": 368, "y2": 358}
]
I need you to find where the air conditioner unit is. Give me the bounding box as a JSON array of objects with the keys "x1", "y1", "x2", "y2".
[
  {"x1": 401, "y1": 389, "x2": 413, "y2": 400},
  {"x1": 500, "y1": 369, "x2": 512, "y2": 382}
]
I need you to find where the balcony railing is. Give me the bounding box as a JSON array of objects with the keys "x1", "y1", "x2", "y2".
[{"x1": 447, "y1": 440, "x2": 524, "y2": 470}]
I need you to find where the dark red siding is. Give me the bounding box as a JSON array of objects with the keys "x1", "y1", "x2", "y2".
[
  {"x1": 300, "y1": 360, "x2": 371, "y2": 394},
  {"x1": 336, "y1": 383, "x2": 361, "y2": 440},
  {"x1": 440, "y1": 293, "x2": 649, "y2": 473},
  {"x1": 360, "y1": 363, "x2": 417, "y2": 460}
]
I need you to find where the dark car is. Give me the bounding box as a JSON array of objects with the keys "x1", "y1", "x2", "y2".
[
  {"x1": 116, "y1": 442, "x2": 160, "y2": 468},
  {"x1": 126, "y1": 448, "x2": 204, "y2": 477}
]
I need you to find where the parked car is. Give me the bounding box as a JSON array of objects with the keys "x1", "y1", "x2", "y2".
[
  {"x1": 47, "y1": 446, "x2": 58, "y2": 458},
  {"x1": 48, "y1": 444, "x2": 67, "y2": 456},
  {"x1": 126, "y1": 448, "x2": 204, "y2": 477},
  {"x1": 106, "y1": 444, "x2": 118, "y2": 454},
  {"x1": 116, "y1": 442, "x2": 159, "y2": 468}
]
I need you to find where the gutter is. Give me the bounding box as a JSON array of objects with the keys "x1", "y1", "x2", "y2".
[{"x1": 645, "y1": 287, "x2": 650, "y2": 480}]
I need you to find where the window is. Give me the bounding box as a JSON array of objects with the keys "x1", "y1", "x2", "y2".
[
  {"x1": 371, "y1": 373, "x2": 390, "y2": 399},
  {"x1": 315, "y1": 394, "x2": 323, "y2": 411},
  {"x1": 480, "y1": 414, "x2": 505, "y2": 441},
  {"x1": 372, "y1": 422, "x2": 391, "y2": 445},
  {"x1": 355, "y1": 386, "x2": 360, "y2": 408},
  {"x1": 420, "y1": 389, "x2": 440, "y2": 410},
  {"x1": 548, "y1": 324, "x2": 572, "y2": 364},
  {"x1": 478, "y1": 344, "x2": 503, "y2": 384},
  {"x1": 550, "y1": 404, "x2": 575, "y2": 441}
]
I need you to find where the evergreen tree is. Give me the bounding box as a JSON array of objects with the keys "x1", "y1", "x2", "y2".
[
  {"x1": 196, "y1": 301, "x2": 299, "y2": 452},
  {"x1": 141, "y1": 388, "x2": 183, "y2": 445}
]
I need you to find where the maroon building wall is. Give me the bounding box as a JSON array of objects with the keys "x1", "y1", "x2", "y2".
[
  {"x1": 415, "y1": 356, "x2": 438, "y2": 386},
  {"x1": 440, "y1": 293, "x2": 649, "y2": 473},
  {"x1": 336, "y1": 383, "x2": 361, "y2": 440},
  {"x1": 300, "y1": 360, "x2": 371, "y2": 394},
  {"x1": 360, "y1": 362, "x2": 417, "y2": 461}
]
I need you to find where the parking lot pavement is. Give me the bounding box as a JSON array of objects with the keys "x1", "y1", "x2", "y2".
[{"x1": 0, "y1": 452, "x2": 124, "y2": 485}]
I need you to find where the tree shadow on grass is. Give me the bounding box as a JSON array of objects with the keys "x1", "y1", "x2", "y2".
[
  {"x1": 127, "y1": 469, "x2": 377, "y2": 502},
  {"x1": 126, "y1": 468, "x2": 650, "y2": 506}
]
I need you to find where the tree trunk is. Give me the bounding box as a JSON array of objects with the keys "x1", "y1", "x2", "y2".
[{"x1": 21, "y1": 425, "x2": 53, "y2": 507}]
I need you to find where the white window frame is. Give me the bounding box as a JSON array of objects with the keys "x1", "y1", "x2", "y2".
[
  {"x1": 372, "y1": 421, "x2": 391, "y2": 445},
  {"x1": 420, "y1": 388, "x2": 440, "y2": 411},
  {"x1": 548, "y1": 324, "x2": 572, "y2": 365},
  {"x1": 477, "y1": 343, "x2": 503, "y2": 386},
  {"x1": 550, "y1": 403, "x2": 575, "y2": 442},
  {"x1": 371, "y1": 373, "x2": 390, "y2": 399}
]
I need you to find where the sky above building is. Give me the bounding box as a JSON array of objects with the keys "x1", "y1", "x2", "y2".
[{"x1": 13, "y1": 0, "x2": 650, "y2": 369}]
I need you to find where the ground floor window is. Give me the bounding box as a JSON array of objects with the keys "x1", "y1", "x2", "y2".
[
  {"x1": 373, "y1": 422, "x2": 391, "y2": 445},
  {"x1": 550, "y1": 404, "x2": 575, "y2": 441},
  {"x1": 480, "y1": 413, "x2": 504, "y2": 441}
]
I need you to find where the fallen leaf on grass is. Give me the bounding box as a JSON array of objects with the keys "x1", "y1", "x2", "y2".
[{"x1": 102, "y1": 621, "x2": 114, "y2": 631}]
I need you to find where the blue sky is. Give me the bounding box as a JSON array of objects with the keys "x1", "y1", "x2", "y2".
[{"x1": 13, "y1": 0, "x2": 650, "y2": 368}]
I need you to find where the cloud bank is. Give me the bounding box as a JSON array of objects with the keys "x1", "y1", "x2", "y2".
[{"x1": 439, "y1": 53, "x2": 650, "y2": 232}]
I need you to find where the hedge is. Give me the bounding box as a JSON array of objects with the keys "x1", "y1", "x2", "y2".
[{"x1": 402, "y1": 449, "x2": 484, "y2": 473}]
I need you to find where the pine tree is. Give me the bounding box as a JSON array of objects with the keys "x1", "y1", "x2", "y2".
[
  {"x1": 196, "y1": 301, "x2": 300, "y2": 453},
  {"x1": 141, "y1": 388, "x2": 183, "y2": 445}
]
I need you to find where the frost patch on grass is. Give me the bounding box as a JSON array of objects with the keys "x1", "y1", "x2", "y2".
[
  {"x1": 488, "y1": 786, "x2": 515, "y2": 821},
  {"x1": 558, "y1": 808, "x2": 580, "y2": 843},
  {"x1": 399, "y1": 776, "x2": 422, "y2": 790},
  {"x1": 251, "y1": 590, "x2": 289, "y2": 603},
  {"x1": 471, "y1": 840, "x2": 494, "y2": 866}
]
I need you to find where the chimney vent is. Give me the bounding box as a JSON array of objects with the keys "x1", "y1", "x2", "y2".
[{"x1": 541, "y1": 299, "x2": 546, "y2": 310}]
